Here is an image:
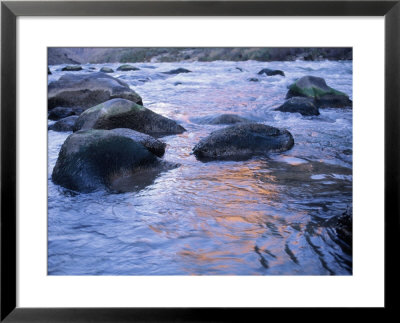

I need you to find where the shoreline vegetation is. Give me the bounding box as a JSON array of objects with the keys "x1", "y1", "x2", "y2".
[{"x1": 48, "y1": 47, "x2": 352, "y2": 65}]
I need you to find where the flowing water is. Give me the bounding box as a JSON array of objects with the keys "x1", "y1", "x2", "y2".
[{"x1": 48, "y1": 60, "x2": 352, "y2": 275}]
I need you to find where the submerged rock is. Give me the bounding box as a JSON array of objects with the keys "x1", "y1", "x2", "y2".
[
  {"x1": 48, "y1": 115, "x2": 79, "y2": 132},
  {"x1": 116, "y1": 64, "x2": 140, "y2": 71},
  {"x1": 162, "y1": 68, "x2": 191, "y2": 75},
  {"x1": 286, "y1": 75, "x2": 352, "y2": 108},
  {"x1": 73, "y1": 98, "x2": 186, "y2": 137},
  {"x1": 51, "y1": 129, "x2": 168, "y2": 193},
  {"x1": 208, "y1": 114, "x2": 250, "y2": 125},
  {"x1": 110, "y1": 128, "x2": 166, "y2": 157},
  {"x1": 258, "y1": 68, "x2": 285, "y2": 76},
  {"x1": 61, "y1": 65, "x2": 82, "y2": 72},
  {"x1": 193, "y1": 123, "x2": 294, "y2": 161},
  {"x1": 326, "y1": 206, "x2": 352, "y2": 247},
  {"x1": 100, "y1": 67, "x2": 114, "y2": 73},
  {"x1": 248, "y1": 78, "x2": 259, "y2": 82},
  {"x1": 275, "y1": 97, "x2": 320, "y2": 116},
  {"x1": 48, "y1": 67, "x2": 52, "y2": 75},
  {"x1": 48, "y1": 72, "x2": 143, "y2": 110},
  {"x1": 48, "y1": 106, "x2": 83, "y2": 121}
]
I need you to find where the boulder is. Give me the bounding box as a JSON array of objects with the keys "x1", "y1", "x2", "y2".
[
  {"x1": 52, "y1": 129, "x2": 164, "y2": 192},
  {"x1": 48, "y1": 115, "x2": 79, "y2": 132},
  {"x1": 193, "y1": 123, "x2": 294, "y2": 161},
  {"x1": 286, "y1": 75, "x2": 352, "y2": 108},
  {"x1": 61, "y1": 65, "x2": 83, "y2": 72},
  {"x1": 275, "y1": 97, "x2": 320, "y2": 116},
  {"x1": 208, "y1": 114, "x2": 250, "y2": 125},
  {"x1": 73, "y1": 98, "x2": 186, "y2": 137},
  {"x1": 48, "y1": 72, "x2": 143, "y2": 110},
  {"x1": 110, "y1": 128, "x2": 166, "y2": 157},
  {"x1": 48, "y1": 106, "x2": 84, "y2": 121},
  {"x1": 100, "y1": 67, "x2": 114, "y2": 73},
  {"x1": 116, "y1": 64, "x2": 140, "y2": 71},
  {"x1": 258, "y1": 68, "x2": 285, "y2": 76},
  {"x1": 162, "y1": 68, "x2": 191, "y2": 75}
]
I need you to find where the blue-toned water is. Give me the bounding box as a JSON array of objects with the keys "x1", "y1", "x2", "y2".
[{"x1": 48, "y1": 60, "x2": 352, "y2": 275}]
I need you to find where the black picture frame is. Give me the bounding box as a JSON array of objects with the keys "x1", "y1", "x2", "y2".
[{"x1": 1, "y1": 1, "x2": 399, "y2": 321}]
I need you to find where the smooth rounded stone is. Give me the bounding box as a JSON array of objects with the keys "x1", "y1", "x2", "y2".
[
  {"x1": 48, "y1": 67, "x2": 52, "y2": 75},
  {"x1": 286, "y1": 75, "x2": 352, "y2": 108},
  {"x1": 162, "y1": 68, "x2": 191, "y2": 75},
  {"x1": 257, "y1": 68, "x2": 285, "y2": 76},
  {"x1": 208, "y1": 114, "x2": 251, "y2": 125},
  {"x1": 73, "y1": 98, "x2": 186, "y2": 137},
  {"x1": 48, "y1": 115, "x2": 79, "y2": 132},
  {"x1": 100, "y1": 67, "x2": 114, "y2": 73},
  {"x1": 116, "y1": 64, "x2": 140, "y2": 71},
  {"x1": 248, "y1": 78, "x2": 259, "y2": 82},
  {"x1": 51, "y1": 129, "x2": 160, "y2": 193},
  {"x1": 48, "y1": 106, "x2": 84, "y2": 121},
  {"x1": 48, "y1": 72, "x2": 143, "y2": 110},
  {"x1": 275, "y1": 97, "x2": 320, "y2": 116},
  {"x1": 110, "y1": 128, "x2": 166, "y2": 157},
  {"x1": 193, "y1": 123, "x2": 294, "y2": 161},
  {"x1": 61, "y1": 65, "x2": 83, "y2": 72}
]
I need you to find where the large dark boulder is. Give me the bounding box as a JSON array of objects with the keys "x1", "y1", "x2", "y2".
[
  {"x1": 61, "y1": 65, "x2": 83, "y2": 72},
  {"x1": 73, "y1": 98, "x2": 186, "y2": 137},
  {"x1": 258, "y1": 68, "x2": 285, "y2": 76},
  {"x1": 193, "y1": 123, "x2": 294, "y2": 161},
  {"x1": 100, "y1": 67, "x2": 114, "y2": 73},
  {"x1": 110, "y1": 128, "x2": 166, "y2": 157},
  {"x1": 286, "y1": 75, "x2": 352, "y2": 108},
  {"x1": 48, "y1": 115, "x2": 79, "y2": 132},
  {"x1": 116, "y1": 64, "x2": 140, "y2": 71},
  {"x1": 275, "y1": 97, "x2": 320, "y2": 116},
  {"x1": 48, "y1": 72, "x2": 143, "y2": 110},
  {"x1": 162, "y1": 68, "x2": 191, "y2": 75},
  {"x1": 51, "y1": 129, "x2": 167, "y2": 192}
]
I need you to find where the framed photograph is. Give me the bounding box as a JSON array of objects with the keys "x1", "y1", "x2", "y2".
[{"x1": 1, "y1": 0, "x2": 398, "y2": 321}]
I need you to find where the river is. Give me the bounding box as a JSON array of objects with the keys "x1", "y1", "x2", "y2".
[{"x1": 48, "y1": 60, "x2": 352, "y2": 275}]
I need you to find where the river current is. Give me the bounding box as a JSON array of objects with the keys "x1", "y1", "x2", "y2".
[{"x1": 48, "y1": 60, "x2": 352, "y2": 275}]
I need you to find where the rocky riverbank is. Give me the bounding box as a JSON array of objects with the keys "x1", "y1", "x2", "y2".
[{"x1": 48, "y1": 47, "x2": 352, "y2": 65}]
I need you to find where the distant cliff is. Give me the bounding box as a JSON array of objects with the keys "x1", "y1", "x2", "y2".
[{"x1": 48, "y1": 47, "x2": 352, "y2": 65}]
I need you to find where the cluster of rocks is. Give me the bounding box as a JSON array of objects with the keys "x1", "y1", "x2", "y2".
[
  {"x1": 50, "y1": 64, "x2": 192, "y2": 75},
  {"x1": 49, "y1": 66, "x2": 352, "y2": 194},
  {"x1": 49, "y1": 71, "x2": 186, "y2": 193},
  {"x1": 275, "y1": 75, "x2": 352, "y2": 116},
  {"x1": 245, "y1": 67, "x2": 352, "y2": 116}
]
